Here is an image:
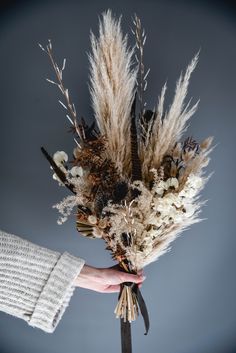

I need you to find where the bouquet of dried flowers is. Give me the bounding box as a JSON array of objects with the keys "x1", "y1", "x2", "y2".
[{"x1": 39, "y1": 9, "x2": 214, "y2": 353}]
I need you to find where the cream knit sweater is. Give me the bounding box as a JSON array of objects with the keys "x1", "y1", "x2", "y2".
[{"x1": 0, "y1": 229, "x2": 85, "y2": 333}]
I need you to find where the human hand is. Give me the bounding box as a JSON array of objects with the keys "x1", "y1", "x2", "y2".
[{"x1": 75, "y1": 264, "x2": 146, "y2": 293}]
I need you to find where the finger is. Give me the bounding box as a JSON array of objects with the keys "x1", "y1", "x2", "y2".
[
  {"x1": 110, "y1": 265, "x2": 145, "y2": 279},
  {"x1": 102, "y1": 285, "x2": 121, "y2": 293},
  {"x1": 137, "y1": 269, "x2": 144, "y2": 276},
  {"x1": 121, "y1": 272, "x2": 146, "y2": 284},
  {"x1": 112, "y1": 264, "x2": 144, "y2": 277}
]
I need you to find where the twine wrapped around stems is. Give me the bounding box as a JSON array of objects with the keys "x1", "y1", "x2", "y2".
[
  {"x1": 115, "y1": 284, "x2": 139, "y2": 323},
  {"x1": 113, "y1": 261, "x2": 149, "y2": 353},
  {"x1": 116, "y1": 283, "x2": 149, "y2": 353}
]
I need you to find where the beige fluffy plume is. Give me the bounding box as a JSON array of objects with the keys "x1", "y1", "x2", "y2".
[
  {"x1": 140, "y1": 54, "x2": 200, "y2": 179},
  {"x1": 88, "y1": 10, "x2": 137, "y2": 176}
]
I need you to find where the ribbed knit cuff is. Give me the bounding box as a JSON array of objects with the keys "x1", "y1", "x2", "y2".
[{"x1": 29, "y1": 252, "x2": 85, "y2": 333}]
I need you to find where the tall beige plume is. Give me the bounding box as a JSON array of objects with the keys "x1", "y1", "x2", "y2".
[
  {"x1": 140, "y1": 53, "x2": 200, "y2": 178},
  {"x1": 88, "y1": 10, "x2": 137, "y2": 176}
]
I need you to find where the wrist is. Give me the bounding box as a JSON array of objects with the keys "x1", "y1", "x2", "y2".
[{"x1": 75, "y1": 264, "x2": 103, "y2": 286}]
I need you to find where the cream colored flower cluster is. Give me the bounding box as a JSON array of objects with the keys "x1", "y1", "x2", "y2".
[
  {"x1": 52, "y1": 151, "x2": 83, "y2": 184},
  {"x1": 51, "y1": 151, "x2": 89, "y2": 224},
  {"x1": 103, "y1": 172, "x2": 206, "y2": 270}
]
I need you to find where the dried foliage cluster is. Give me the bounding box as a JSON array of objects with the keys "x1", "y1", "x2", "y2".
[{"x1": 40, "y1": 10, "x2": 214, "y2": 275}]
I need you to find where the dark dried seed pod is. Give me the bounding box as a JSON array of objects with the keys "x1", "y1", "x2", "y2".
[
  {"x1": 113, "y1": 181, "x2": 129, "y2": 203},
  {"x1": 94, "y1": 189, "x2": 112, "y2": 216},
  {"x1": 121, "y1": 232, "x2": 132, "y2": 247},
  {"x1": 182, "y1": 136, "x2": 200, "y2": 154}
]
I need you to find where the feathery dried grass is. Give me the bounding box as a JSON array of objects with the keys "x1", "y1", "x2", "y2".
[
  {"x1": 88, "y1": 9, "x2": 137, "y2": 176},
  {"x1": 178, "y1": 140, "x2": 215, "y2": 191},
  {"x1": 140, "y1": 54, "x2": 200, "y2": 179},
  {"x1": 142, "y1": 214, "x2": 203, "y2": 267}
]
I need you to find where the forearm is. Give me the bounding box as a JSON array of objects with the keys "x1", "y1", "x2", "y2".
[{"x1": 0, "y1": 230, "x2": 85, "y2": 332}]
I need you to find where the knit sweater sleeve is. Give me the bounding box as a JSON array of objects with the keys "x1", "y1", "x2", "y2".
[{"x1": 0, "y1": 229, "x2": 85, "y2": 333}]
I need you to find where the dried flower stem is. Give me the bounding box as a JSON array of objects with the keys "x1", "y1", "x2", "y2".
[
  {"x1": 114, "y1": 285, "x2": 139, "y2": 323},
  {"x1": 41, "y1": 146, "x2": 75, "y2": 194},
  {"x1": 39, "y1": 40, "x2": 83, "y2": 143}
]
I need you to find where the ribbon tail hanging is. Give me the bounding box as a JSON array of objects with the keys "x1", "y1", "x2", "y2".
[
  {"x1": 120, "y1": 319, "x2": 132, "y2": 353},
  {"x1": 119, "y1": 282, "x2": 150, "y2": 353},
  {"x1": 132, "y1": 284, "x2": 150, "y2": 335}
]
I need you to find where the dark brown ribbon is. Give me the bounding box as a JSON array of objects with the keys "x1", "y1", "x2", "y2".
[
  {"x1": 119, "y1": 282, "x2": 150, "y2": 353},
  {"x1": 120, "y1": 320, "x2": 132, "y2": 353}
]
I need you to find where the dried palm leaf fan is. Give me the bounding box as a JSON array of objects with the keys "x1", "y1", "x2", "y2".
[{"x1": 39, "y1": 9, "x2": 215, "y2": 353}]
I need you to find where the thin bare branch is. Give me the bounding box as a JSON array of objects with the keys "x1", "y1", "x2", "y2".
[{"x1": 40, "y1": 39, "x2": 84, "y2": 143}]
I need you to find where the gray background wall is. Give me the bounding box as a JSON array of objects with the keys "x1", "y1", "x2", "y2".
[{"x1": 0, "y1": 0, "x2": 235, "y2": 352}]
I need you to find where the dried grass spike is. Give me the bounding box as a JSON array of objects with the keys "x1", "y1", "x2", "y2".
[{"x1": 89, "y1": 9, "x2": 137, "y2": 176}]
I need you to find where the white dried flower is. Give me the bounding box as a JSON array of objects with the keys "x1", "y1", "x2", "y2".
[
  {"x1": 165, "y1": 177, "x2": 179, "y2": 189},
  {"x1": 155, "y1": 201, "x2": 172, "y2": 216},
  {"x1": 168, "y1": 210, "x2": 183, "y2": 223},
  {"x1": 70, "y1": 166, "x2": 83, "y2": 177},
  {"x1": 183, "y1": 203, "x2": 195, "y2": 217},
  {"x1": 92, "y1": 228, "x2": 104, "y2": 238},
  {"x1": 152, "y1": 180, "x2": 166, "y2": 196},
  {"x1": 179, "y1": 174, "x2": 203, "y2": 198},
  {"x1": 52, "y1": 173, "x2": 64, "y2": 186},
  {"x1": 164, "y1": 193, "x2": 183, "y2": 208},
  {"x1": 53, "y1": 151, "x2": 68, "y2": 166},
  {"x1": 188, "y1": 174, "x2": 203, "y2": 189},
  {"x1": 88, "y1": 215, "x2": 97, "y2": 225}
]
